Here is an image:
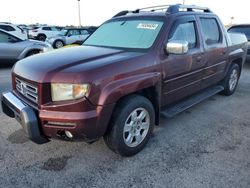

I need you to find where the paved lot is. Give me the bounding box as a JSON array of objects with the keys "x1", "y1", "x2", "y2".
[{"x1": 0, "y1": 63, "x2": 250, "y2": 188}]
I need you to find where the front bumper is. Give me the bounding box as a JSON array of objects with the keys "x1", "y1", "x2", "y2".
[
  {"x1": 1, "y1": 91, "x2": 115, "y2": 144},
  {"x1": 1, "y1": 92, "x2": 49, "y2": 144}
]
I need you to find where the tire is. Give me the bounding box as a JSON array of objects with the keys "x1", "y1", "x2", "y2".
[
  {"x1": 26, "y1": 50, "x2": 40, "y2": 57},
  {"x1": 104, "y1": 95, "x2": 155, "y2": 156},
  {"x1": 53, "y1": 40, "x2": 64, "y2": 49},
  {"x1": 221, "y1": 63, "x2": 240, "y2": 96},
  {"x1": 37, "y1": 34, "x2": 46, "y2": 41}
]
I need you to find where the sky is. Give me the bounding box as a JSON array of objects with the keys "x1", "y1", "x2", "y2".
[{"x1": 0, "y1": 0, "x2": 249, "y2": 26}]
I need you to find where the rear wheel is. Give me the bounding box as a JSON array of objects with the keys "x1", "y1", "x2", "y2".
[
  {"x1": 221, "y1": 64, "x2": 240, "y2": 96},
  {"x1": 104, "y1": 95, "x2": 155, "y2": 156}
]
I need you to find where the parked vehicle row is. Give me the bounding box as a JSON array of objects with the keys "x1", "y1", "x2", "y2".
[{"x1": 1, "y1": 4, "x2": 247, "y2": 156}]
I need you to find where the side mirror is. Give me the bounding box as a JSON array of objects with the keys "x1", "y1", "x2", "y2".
[
  {"x1": 67, "y1": 34, "x2": 72, "y2": 37},
  {"x1": 165, "y1": 40, "x2": 189, "y2": 55}
]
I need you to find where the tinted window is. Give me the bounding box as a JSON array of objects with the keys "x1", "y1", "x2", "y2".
[
  {"x1": 169, "y1": 22, "x2": 197, "y2": 48},
  {"x1": 80, "y1": 30, "x2": 89, "y2": 35},
  {"x1": 0, "y1": 25, "x2": 15, "y2": 31},
  {"x1": 228, "y1": 26, "x2": 250, "y2": 40},
  {"x1": 200, "y1": 18, "x2": 221, "y2": 45},
  {"x1": 0, "y1": 31, "x2": 18, "y2": 43},
  {"x1": 84, "y1": 20, "x2": 163, "y2": 49},
  {"x1": 51, "y1": 27, "x2": 59, "y2": 31},
  {"x1": 42, "y1": 27, "x2": 51, "y2": 31}
]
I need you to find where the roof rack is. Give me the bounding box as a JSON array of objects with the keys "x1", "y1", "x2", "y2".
[{"x1": 113, "y1": 4, "x2": 212, "y2": 18}]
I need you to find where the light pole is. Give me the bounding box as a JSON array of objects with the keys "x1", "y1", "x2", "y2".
[
  {"x1": 231, "y1": 16, "x2": 234, "y2": 26},
  {"x1": 183, "y1": 0, "x2": 185, "y2": 5},
  {"x1": 77, "y1": 0, "x2": 82, "y2": 27}
]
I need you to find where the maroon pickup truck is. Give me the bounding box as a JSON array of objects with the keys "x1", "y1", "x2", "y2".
[{"x1": 1, "y1": 5, "x2": 248, "y2": 156}]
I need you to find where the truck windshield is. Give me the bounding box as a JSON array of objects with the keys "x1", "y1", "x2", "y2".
[{"x1": 84, "y1": 20, "x2": 163, "y2": 49}]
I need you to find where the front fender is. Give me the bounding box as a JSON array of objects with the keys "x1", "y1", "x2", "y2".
[
  {"x1": 18, "y1": 45, "x2": 44, "y2": 59},
  {"x1": 97, "y1": 72, "x2": 161, "y2": 106}
]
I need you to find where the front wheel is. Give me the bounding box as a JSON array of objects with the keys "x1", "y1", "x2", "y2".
[
  {"x1": 53, "y1": 40, "x2": 64, "y2": 49},
  {"x1": 104, "y1": 95, "x2": 155, "y2": 156},
  {"x1": 221, "y1": 63, "x2": 240, "y2": 96}
]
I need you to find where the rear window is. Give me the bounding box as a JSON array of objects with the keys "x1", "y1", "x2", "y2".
[
  {"x1": 0, "y1": 25, "x2": 15, "y2": 31},
  {"x1": 228, "y1": 26, "x2": 250, "y2": 40},
  {"x1": 42, "y1": 27, "x2": 51, "y2": 31},
  {"x1": 200, "y1": 18, "x2": 221, "y2": 45}
]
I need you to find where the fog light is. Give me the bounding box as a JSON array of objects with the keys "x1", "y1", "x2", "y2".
[
  {"x1": 65, "y1": 131, "x2": 73, "y2": 138},
  {"x1": 47, "y1": 121, "x2": 76, "y2": 127}
]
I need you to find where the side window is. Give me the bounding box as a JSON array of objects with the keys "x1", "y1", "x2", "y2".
[
  {"x1": 68, "y1": 30, "x2": 80, "y2": 36},
  {"x1": 42, "y1": 27, "x2": 51, "y2": 31},
  {"x1": 0, "y1": 25, "x2": 15, "y2": 31},
  {"x1": 80, "y1": 30, "x2": 89, "y2": 35},
  {"x1": 169, "y1": 21, "x2": 197, "y2": 49},
  {"x1": 200, "y1": 18, "x2": 221, "y2": 45},
  {"x1": 0, "y1": 31, "x2": 17, "y2": 43}
]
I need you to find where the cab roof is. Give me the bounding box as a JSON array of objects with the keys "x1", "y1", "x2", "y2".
[{"x1": 112, "y1": 4, "x2": 213, "y2": 19}]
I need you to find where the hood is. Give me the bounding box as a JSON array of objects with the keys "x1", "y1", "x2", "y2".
[{"x1": 13, "y1": 46, "x2": 145, "y2": 83}]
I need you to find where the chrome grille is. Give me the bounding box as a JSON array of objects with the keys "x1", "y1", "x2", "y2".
[{"x1": 16, "y1": 78, "x2": 38, "y2": 103}]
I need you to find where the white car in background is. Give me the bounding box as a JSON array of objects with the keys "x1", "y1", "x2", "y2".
[
  {"x1": 0, "y1": 22, "x2": 28, "y2": 40},
  {"x1": 28, "y1": 26, "x2": 61, "y2": 41},
  {"x1": 46, "y1": 28, "x2": 90, "y2": 48}
]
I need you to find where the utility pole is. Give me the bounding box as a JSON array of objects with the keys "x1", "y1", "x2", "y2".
[{"x1": 77, "y1": 0, "x2": 82, "y2": 27}]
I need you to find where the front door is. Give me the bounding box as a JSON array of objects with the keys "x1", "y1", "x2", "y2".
[{"x1": 161, "y1": 16, "x2": 206, "y2": 106}]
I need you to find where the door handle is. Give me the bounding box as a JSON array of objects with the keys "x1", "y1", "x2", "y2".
[{"x1": 196, "y1": 56, "x2": 202, "y2": 62}]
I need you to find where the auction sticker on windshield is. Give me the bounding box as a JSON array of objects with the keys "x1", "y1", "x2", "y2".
[{"x1": 137, "y1": 23, "x2": 159, "y2": 30}]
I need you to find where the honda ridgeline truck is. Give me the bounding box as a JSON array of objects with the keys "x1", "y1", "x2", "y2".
[{"x1": 1, "y1": 5, "x2": 248, "y2": 156}]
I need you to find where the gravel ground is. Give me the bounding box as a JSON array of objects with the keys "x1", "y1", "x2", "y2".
[{"x1": 0, "y1": 63, "x2": 250, "y2": 188}]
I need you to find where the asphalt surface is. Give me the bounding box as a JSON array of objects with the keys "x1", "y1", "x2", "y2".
[{"x1": 0, "y1": 63, "x2": 250, "y2": 188}]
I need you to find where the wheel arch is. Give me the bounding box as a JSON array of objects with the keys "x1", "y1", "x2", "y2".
[
  {"x1": 231, "y1": 58, "x2": 244, "y2": 75},
  {"x1": 97, "y1": 73, "x2": 162, "y2": 135}
]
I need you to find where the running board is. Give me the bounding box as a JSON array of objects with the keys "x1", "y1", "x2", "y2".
[{"x1": 161, "y1": 85, "x2": 224, "y2": 118}]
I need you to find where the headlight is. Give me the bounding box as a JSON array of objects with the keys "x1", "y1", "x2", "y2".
[
  {"x1": 51, "y1": 83, "x2": 90, "y2": 102},
  {"x1": 42, "y1": 44, "x2": 53, "y2": 52}
]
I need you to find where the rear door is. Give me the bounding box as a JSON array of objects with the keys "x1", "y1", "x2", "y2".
[
  {"x1": 197, "y1": 16, "x2": 228, "y2": 89},
  {"x1": 161, "y1": 16, "x2": 206, "y2": 106},
  {"x1": 65, "y1": 30, "x2": 81, "y2": 44}
]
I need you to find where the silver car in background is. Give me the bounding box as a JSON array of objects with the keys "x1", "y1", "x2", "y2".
[
  {"x1": 0, "y1": 29, "x2": 52, "y2": 66},
  {"x1": 46, "y1": 28, "x2": 90, "y2": 49}
]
